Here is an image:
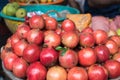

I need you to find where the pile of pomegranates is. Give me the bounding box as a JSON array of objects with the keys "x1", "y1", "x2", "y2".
[{"x1": 1, "y1": 14, "x2": 120, "y2": 80}]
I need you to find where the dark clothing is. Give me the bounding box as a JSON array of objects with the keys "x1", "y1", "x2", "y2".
[
  {"x1": 0, "y1": 0, "x2": 11, "y2": 48},
  {"x1": 84, "y1": 0, "x2": 120, "y2": 18},
  {"x1": 0, "y1": 0, "x2": 9, "y2": 11}
]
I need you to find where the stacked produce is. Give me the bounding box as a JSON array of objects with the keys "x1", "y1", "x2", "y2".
[
  {"x1": 2, "y1": 2, "x2": 27, "y2": 18},
  {"x1": 40, "y1": 0, "x2": 53, "y2": 3},
  {"x1": 1, "y1": 13, "x2": 120, "y2": 80},
  {"x1": 10, "y1": 0, "x2": 56, "y2": 4},
  {"x1": 12, "y1": 0, "x2": 29, "y2": 3}
]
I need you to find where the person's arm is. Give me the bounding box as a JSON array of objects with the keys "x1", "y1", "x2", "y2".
[
  {"x1": 88, "y1": 0, "x2": 120, "y2": 8},
  {"x1": 67, "y1": 0, "x2": 82, "y2": 12}
]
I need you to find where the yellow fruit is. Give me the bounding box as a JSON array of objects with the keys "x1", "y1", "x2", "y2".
[
  {"x1": 116, "y1": 28, "x2": 120, "y2": 36},
  {"x1": 15, "y1": 8, "x2": 27, "y2": 18},
  {"x1": 2, "y1": 5, "x2": 8, "y2": 15},
  {"x1": 40, "y1": 0, "x2": 47, "y2": 3},
  {"x1": 2, "y1": 3, "x2": 13, "y2": 15},
  {"x1": 12, "y1": 2, "x2": 20, "y2": 9},
  {"x1": 6, "y1": 4, "x2": 17, "y2": 16},
  {"x1": 47, "y1": 0, "x2": 53, "y2": 2}
]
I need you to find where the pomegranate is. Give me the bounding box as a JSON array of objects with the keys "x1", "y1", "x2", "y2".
[
  {"x1": 13, "y1": 39, "x2": 28, "y2": 56},
  {"x1": 104, "y1": 60, "x2": 120, "y2": 79},
  {"x1": 44, "y1": 30, "x2": 61, "y2": 48},
  {"x1": 10, "y1": 33, "x2": 21, "y2": 47},
  {"x1": 23, "y1": 44, "x2": 41, "y2": 63},
  {"x1": 59, "y1": 48, "x2": 78, "y2": 69},
  {"x1": 93, "y1": 29, "x2": 108, "y2": 45},
  {"x1": 68, "y1": 66, "x2": 88, "y2": 80},
  {"x1": 16, "y1": 23, "x2": 30, "y2": 39},
  {"x1": 41, "y1": 14, "x2": 49, "y2": 20},
  {"x1": 46, "y1": 66, "x2": 67, "y2": 80},
  {"x1": 82, "y1": 27, "x2": 93, "y2": 33},
  {"x1": 45, "y1": 16, "x2": 58, "y2": 30},
  {"x1": 62, "y1": 31, "x2": 79, "y2": 48},
  {"x1": 29, "y1": 15, "x2": 44, "y2": 29},
  {"x1": 12, "y1": 58, "x2": 29, "y2": 78},
  {"x1": 94, "y1": 45, "x2": 110, "y2": 63},
  {"x1": 1, "y1": 47, "x2": 12, "y2": 60},
  {"x1": 27, "y1": 61, "x2": 47, "y2": 80},
  {"x1": 110, "y1": 35, "x2": 120, "y2": 47},
  {"x1": 26, "y1": 29, "x2": 44, "y2": 45},
  {"x1": 105, "y1": 39, "x2": 119, "y2": 55},
  {"x1": 40, "y1": 47, "x2": 59, "y2": 67},
  {"x1": 88, "y1": 64, "x2": 108, "y2": 80},
  {"x1": 55, "y1": 27, "x2": 62, "y2": 35},
  {"x1": 113, "y1": 53, "x2": 120, "y2": 62},
  {"x1": 61, "y1": 19, "x2": 76, "y2": 32},
  {"x1": 78, "y1": 47, "x2": 97, "y2": 66},
  {"x1": 79, "y1": 32, "x2": 95, "y2": 47},
  {"x1": 3, "y1": 52, "x2": 18, "y2": 71}
]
